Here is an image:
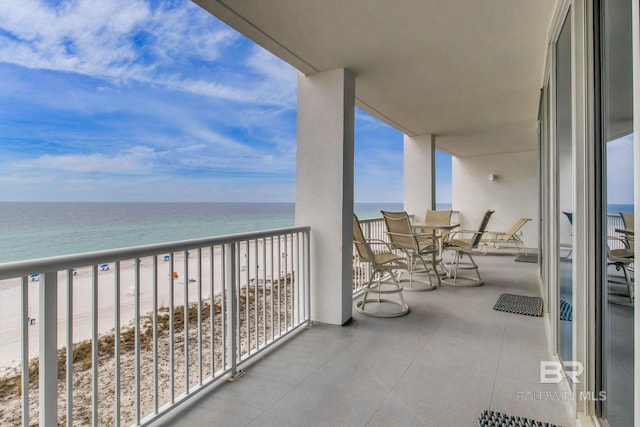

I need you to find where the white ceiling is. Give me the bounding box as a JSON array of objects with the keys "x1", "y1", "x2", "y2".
[{"x1": 194, "y1": 0, "x2": 557, "y2": 157}]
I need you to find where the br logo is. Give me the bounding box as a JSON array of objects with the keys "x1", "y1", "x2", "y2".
[{"x1": 540, "y1": 361, "x2": 583, "y2": 383}]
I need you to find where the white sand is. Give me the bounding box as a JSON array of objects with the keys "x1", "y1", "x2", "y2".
[{"x1": 0, "y1": 238, "x2": 294, "y2": 368}]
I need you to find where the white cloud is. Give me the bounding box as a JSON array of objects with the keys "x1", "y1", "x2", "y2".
[
  {"x1": 244, "y1": 45, "x2": 297, "y2": 106},
  {"x1": 15, "y1": 145, "x2": 160, "y2": 175},
  {"x1": 0, "y1": 0, "x2": 252, "y2": 99}
]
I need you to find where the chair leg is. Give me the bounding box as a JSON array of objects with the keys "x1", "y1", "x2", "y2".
[
  {"x1": 355, "y1": 267, "x2": 409, "y2": 317},
  {"x1": 398, "y1": 252, "x2": 436, "y2": 292},
  {"x1": 441, "y1": 249, "x2": 483, "y2": 287}
]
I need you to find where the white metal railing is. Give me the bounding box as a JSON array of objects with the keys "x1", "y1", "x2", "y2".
[{"x1": 0, "y1": 226, "x2": 310, "y2": 427}]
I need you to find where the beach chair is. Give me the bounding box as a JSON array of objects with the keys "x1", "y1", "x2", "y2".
[
  {"x1": 620, "y1": 212, "x2": 634, "y2": 231},
  {"x1": 381, "y1": 210, "x2": 440, "y2": 290},
  {"x1": 419, "y1": 210, "x2": 452, "y2": 237},
  {"x1": 481, "y1": 217, "x2": 531, "y2": 254},
  {"x1": 560, "y1": 211, "x2": 573, "y2": 260},
  {"x1": 618, "y1": 212, "x2": 635, "y2": 254},
  {"x1": 607, "y1": 236, "x2": 634, "y2": 306},
  {"x1": 442, "y1": 209, "x2": 494, "y2": 286},
  {"x1": 352, "y1": 214, "x2": 409, "y2": 317}
]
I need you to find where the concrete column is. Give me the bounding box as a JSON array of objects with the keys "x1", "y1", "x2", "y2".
[
  {"x1": 295, "y1": 69, "x2": 355, "y2": 326},
  {"x1": 404, "y1": 133, "x2": 436, "y2": 219}
]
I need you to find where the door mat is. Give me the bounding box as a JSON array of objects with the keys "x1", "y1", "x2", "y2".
[
  {"x1": 479, "y1": 410, "x2": 562, "y2": 426},
  {"x1": 493, "y1": 293, "x2": 543, "y2": 317},
  {"x1": 515, "y1": 254, "x2": 538, "y2": 263},
  {"x1": 559, "y1": 299, "x2": 572, "y2": 321}
]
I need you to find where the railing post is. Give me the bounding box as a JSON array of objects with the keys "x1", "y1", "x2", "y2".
[
  {"x1": 225, "y1": 243, "x2": 239, "y2": 378},
  {"x1": 21, "y1": 277, "x2": 29, "y2": 427},
  {"x1": 39, "y1": 271, "x2": 58, "y2": 427},
  {"x1": 364, "y1": 221, "x2": 372, "y2": 284},
  {"x1": 305, "y1": 230, "x2": 311, "y2": 322}
]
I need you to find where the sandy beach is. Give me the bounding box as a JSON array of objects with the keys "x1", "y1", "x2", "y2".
[
  {"x1": 0, "y1": 238, "x2": 294, "y2": 368},
  {"x1": 0, "y1": 237, "x2": 301, "y2": 425}
]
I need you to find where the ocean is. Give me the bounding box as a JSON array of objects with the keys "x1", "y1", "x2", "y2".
[
  {"x1": 608, "y1": 203, "x2": 634, "y2": 214},
  {"x1": 0, "y1": 201, "x2": 630, "y2": 264},
  {"x1": 0, "y1": 202, "x2": 403, "y2": 263}
]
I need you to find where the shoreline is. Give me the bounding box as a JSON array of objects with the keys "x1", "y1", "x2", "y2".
[{"x1": 0, "y1": 240, "x2": 286, "y2": 368}]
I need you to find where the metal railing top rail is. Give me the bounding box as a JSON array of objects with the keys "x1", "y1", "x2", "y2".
[{"x1": 0, "y1": 225, "x2": 311, "y2": 280}]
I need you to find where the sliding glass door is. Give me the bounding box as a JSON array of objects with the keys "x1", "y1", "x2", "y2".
[
  {"x1": 597, "y1": 0, "x2": 634, "y2": 424},
  {"x1": 555, "y1": 11, "x2": 573, "y2": 364}
]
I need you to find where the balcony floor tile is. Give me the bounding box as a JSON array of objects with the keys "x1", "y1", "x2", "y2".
[{"x1": 151, "y1": 253, "x2": 570, "y2": 427}]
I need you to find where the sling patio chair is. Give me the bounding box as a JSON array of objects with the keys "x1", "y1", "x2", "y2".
[
  {"x1": 442, "y1": 209, "x2": 494, "y2": 286},
  {"x1": 480, "y1": 217, "x2": 532, "y2": 254},
  {"x1": 381, "y1": 210, "x2": 440, "y2": 291},
  {"x1": 619, "y1": 212, "x2": 635, "y2": 255},
  {"x1": 560, "y1": 211, "x2": 573, "y2": 260},
  {"x1": 416, "y1": 209, "x2": 454, "y2": 276},
  {"x1": 621, "y1": 212, "x2": 634, "y2": 231},
  {"x1": 352, "y1": 214, "x2": 409, "y2": 317},
  {"x1": 419, "y1": 210, "x2": 453, "y2": 238},
  {"x1": 607, "y1": 235, "x2": 634, "y2": 306}
]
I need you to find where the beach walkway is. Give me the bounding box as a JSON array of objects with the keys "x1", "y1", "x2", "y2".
[{"x1": 151, "y1": 254, "x2": 569, "y2": 427}]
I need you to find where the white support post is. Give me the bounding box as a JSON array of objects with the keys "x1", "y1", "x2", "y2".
[
  {"x1": 404, "y1": 133, "x2": 436, "y2": 219},
  {"x1": 39, "y1": 271, "x2": 58, "y2": 427},
  {"x1": 225, "y1": 243, "x2": 238, "y2": 378},
  {"x1": 295, "y1": 68, "x2": 355, "y2": 326}
]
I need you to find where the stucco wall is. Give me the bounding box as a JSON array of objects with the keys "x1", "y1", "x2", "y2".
[{"x1": 452, "y1": 150, "x2": 539, "y2": 249}]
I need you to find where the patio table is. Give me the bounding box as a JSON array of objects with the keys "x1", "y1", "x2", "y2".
[{"x1": 410, "y1": 222, "x2": 460, "y2": 278}]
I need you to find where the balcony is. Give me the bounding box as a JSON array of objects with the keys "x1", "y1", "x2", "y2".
[
  {"x1": 0, "y1": 219, "x2": 572, "y2": 426},
  {"x1": 0, "y1": 220, "x2": 570, "y2": 425},
  {"x1": 153, "y1": 247, "x2": 569, "y2": 427},
  {"x1": 0, "y1": 227, "x2": 310, "y2": 426}
]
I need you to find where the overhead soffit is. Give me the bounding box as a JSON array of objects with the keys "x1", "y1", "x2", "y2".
[{"x1": 194, "y1": 0, "x2": 556, "y2": 157}]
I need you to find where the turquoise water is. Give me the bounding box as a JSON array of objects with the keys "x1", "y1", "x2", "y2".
[
  {"x1": 0, "y1": 201, "x2": 628, "y2": 263},
  {"x1": 608, "y1": 203, "x2": 634, "y2": 214},
  {"x1": 0, "y1": 202, "x2": 402, "y2": 263}
]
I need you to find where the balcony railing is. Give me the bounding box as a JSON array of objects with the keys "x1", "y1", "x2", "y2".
[{"x1": 0, "y1": 226, "x2": 310, "y2": 427}]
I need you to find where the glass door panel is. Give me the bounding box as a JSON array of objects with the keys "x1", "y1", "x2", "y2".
[
  {"x1": 555, "y1": 11, "x2": 573, "y2": 364},
  {"x1": 600, "y1": 0, "x2": 634, "y2": 423}
]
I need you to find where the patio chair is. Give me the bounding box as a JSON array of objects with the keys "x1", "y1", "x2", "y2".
[
  {"x1": 417, "y1": 209, "x2": 454, "y2": 275},
  {"x1": 607, "y1": 236, "x2": 634, "y2": 306},
  {"x1": 560, "y1": 211, "x2": 573, "y2": 260},
  {"x1": 419, "y1": 210, "x2": 453, "y2": 237},
  {"x1": 352, "y1": 214, "x2": 409, "y2": 317},
  {"x1": 620, "y1": 212, "x2": 634, "y2": 231},
  {"x1": 442, "y1": 209, "x2": 494, "y2": 286},
  {"x1": 481, "y1": 217, "x2": 531, "y2": 254},
  {"x1": 381, "y1": 210, "x2": 440, "y2": 291},
  {"x1": 619, "y1": 212, "x2": 635, "y2": 254}
]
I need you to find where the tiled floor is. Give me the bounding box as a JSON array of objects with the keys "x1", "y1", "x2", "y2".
[{"x1": 152, "y1": 253, "x2": 571, "y2": 427}]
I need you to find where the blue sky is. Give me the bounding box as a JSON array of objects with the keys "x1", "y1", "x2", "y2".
[
  {"x1": 607, "y1": 134, "x2": 634, "y2": 205},
  {"x1": 0, "y1": 0, "x2": 452, "y2": 204}
]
